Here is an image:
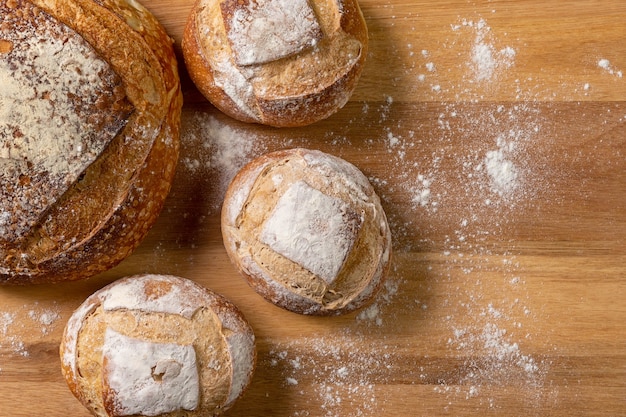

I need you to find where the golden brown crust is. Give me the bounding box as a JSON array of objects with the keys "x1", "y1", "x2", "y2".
[
  {"x1": 182, "y1": 4, "x2": 254, "y2": 123},
  {"x1": 221, "y1": 148, "x2": 392, "y2": 315},
  {"x1": 0, "y1": 0, "x2": 182, "y2": 284},
  {"x1": 182, "y1": 0, "x2": 368, "y2": 127},
  {"x1": 60, "y1": 274, "x2": 256, "y2": 417}
]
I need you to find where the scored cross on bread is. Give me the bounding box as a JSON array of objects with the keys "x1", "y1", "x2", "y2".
[{"x1": 183, "y1": 0, "x2": 369, "y2": 127}]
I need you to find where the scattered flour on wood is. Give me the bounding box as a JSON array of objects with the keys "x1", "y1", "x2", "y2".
[
  {"x1": 0, "y1": 302, "x2": 62, "y2": 372},
  {"x1": 597, "y1": 58, "x2": 623, "y2": 78},
  {"x1": 28, "y1": 303, "x2": 61, "y2": 335},
  {"x1": 179, "y1": 111, "x2": 271, "y2": 214},
  {"x1": 268, "y1": 334, "x2": 388, "y2": 417},
  {"x1": 418, "y1": 17, "x2": 516, "y2": 89},
  {"x1": 358, "y1": 13, "x2": 558, "y2": 411},
  {"x1": 261, "y1": 275, "x2": 404, "y2": 415},
  {"x1": 355, "y1": 278, "x2": 401, "y2": 327},
  {"x1": 456, "y1": 18, "x2": 516, "y2": 82},
  {"x1": 444, "y1": 304, "x2": 547, "y2": 392}
]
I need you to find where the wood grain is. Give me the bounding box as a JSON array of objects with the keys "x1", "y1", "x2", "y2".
[{"x1": 1, "y1": 1, "x2": 625, "y2": 416}]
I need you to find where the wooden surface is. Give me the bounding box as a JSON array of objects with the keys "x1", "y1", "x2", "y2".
[{"x1": 1, "y1": 1, "x2": 625, "y2": 416}]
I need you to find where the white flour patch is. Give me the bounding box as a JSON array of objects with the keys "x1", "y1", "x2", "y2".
[
  {"x1": 484, "y1": 134, "x2": 520, "y2": 197},
  {"x1": 0, "y1": 10, "x2": 113, "y2": 178},
  {"x1": 179, "y1": 111, "x2": 269, "y2": 214},
  {"x1": 0, "y1": 210, "x2": 9, "y2": 238},
  {"x1": 0, "y1": 2, "x2": 127, "y2": 243},
  {"x1": 355, "y1": 278, "x2": 401, "y2": 327},
  {"x1": 102, "y1": 328, "x2": 200, "y2": 416},
  {"x1": 0, "y1": 302, "x2": 62, "y2": 371},
  {"x1": 597, "y1": 58, "x2": 623, "y2": 78},
  {"x1": 260, "y1": 181, "x2": 361, "y2": 284},
  {"x1": 28, "y1": 306, "x2": 61, "y2": 335},
  {"x1": 224, "y1": 0, "x2": 322, "y2": 66},
  {"x1": 453, "y1": 18, "x2": 516, "y2": 83},
  {"x1": 410, "y1": 174, "x2": 434, "y2": 208}
]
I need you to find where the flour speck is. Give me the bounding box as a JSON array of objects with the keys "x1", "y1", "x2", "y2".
[{"x1": 598, "y1": 58, "x2": 623, "y2": 78}]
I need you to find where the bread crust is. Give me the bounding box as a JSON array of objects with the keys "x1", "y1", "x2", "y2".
[
  {"x1": 182, "y1": 0, "x2": 368, "y2": 127},
  {"x1": 221, "y1": 148, "x2": 392, "y2": 315},
  {"x1": 0, "y1": 0, "x2": 182, "y2": 284},
  {"x1": 60, "y1": 274, "x2": 256, "y2": 417}
]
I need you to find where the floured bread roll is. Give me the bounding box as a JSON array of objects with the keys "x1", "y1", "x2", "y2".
[
  {"x1": 221, "y1": 148, "x2": 392, "y2": 315},
  {"x1": 182, "y1": 0, "x2": 369, "y2": 127},
  {"x1": 60, "y1": 274, "x2": 256, "y2": 417},
  {"x1": 0, "y1": 0, "x2": 182, "y2": 284}
]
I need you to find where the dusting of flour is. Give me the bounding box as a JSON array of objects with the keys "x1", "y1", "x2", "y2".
[
  {"x1": 261, "y1": 14, "x2": 565, "y2": 415},
  {"x1": 179, "y1": 111, "x2": 269, "y2": 214},
  {"x1": 461, "y1": 18, "x2": 516, "y2": 82},
  {"x1": 598, "y1": 58, "x2": 623, "y2": 78},
  {"x1": 0, "y1": 302, "x2": 62, "y2": 372},
  {"x1": 268, "y1": 334, "x2": 390, "y2": 417}
]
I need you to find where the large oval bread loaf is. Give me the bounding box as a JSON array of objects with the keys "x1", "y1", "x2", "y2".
[
  {"x1": 221, "y1": 148, "x2": 392, "y2": 315},
  {"x1": 60, "y1": 274, "x2": 256, "y2": 417},
  {"x1": 0, "y1": 0, "x2": 182, "y2": 284},
  {"x1": 182, "y1": 0, "x2": 369, "y2": 127}
]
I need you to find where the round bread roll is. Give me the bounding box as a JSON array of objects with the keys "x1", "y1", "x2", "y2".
[
  {"x1": 0, "y1": 0, "x2": 182, "y2": 284},
  {"x1": 60, "y1": 274, "x2": 256, "y2": 417},
  {"x1": 221, "y1": 148, "x2": 392, "y2": 315},
  {"x1": 182, "y1": 0, "x2": 369, "y2": 127}
]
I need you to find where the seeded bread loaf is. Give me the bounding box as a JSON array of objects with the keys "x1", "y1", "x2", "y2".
[
  {"x1": 60, "y1": 274, "x2": 256, "y2": 417},
  {"x1": 221, "y1": 148, "x2": 392, "y2": 315},
  {"x1": 0, "y1": 0, "x2": 182, "y2": 284},
  {"x1": 182, "y1": 0, "x2": 369, "y2": 127}
]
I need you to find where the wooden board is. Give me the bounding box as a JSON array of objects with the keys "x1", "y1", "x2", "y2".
[{"x1": 1, "y1": 1, "x2": 626, "y2": 416}]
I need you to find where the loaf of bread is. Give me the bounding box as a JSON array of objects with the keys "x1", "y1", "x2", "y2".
[
  {"x1": 182, "y1": 0, "x2": 369, "y2": 127},
  {"x1": 60, "y1": 274, "x2": 256, "y2": 417},
  {"x1": 221, "y1": 148, "x2": 392, "y2": 315},
  {"x1": 0, "y1": 0, "x2": 182, "y2": 284}
]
